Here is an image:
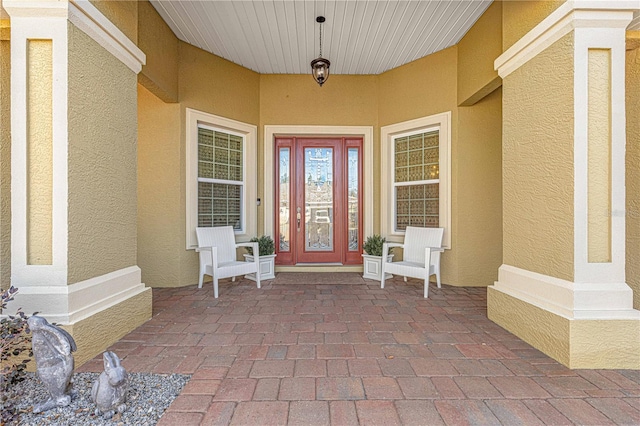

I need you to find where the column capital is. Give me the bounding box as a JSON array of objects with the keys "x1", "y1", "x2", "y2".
[
  {"x1": 3, "y1": 0, "x2": 144, "y2": 73},
  {"x1": 495, "y1": 1, "x2": 639, "y2": 78}
]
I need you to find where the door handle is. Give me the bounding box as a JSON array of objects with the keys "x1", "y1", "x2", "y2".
[{"x1": 297, "y1": 207, "x2": 301, "y2": 232}]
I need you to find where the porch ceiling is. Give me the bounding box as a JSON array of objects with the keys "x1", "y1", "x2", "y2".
[{"x1": 150, "y1": 0, "x2": 492, "y2": 75}]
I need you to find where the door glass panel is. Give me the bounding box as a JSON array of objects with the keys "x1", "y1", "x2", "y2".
[
  {"x1": 278, "y1": 148, "x2": 290, "y2": 252},
  {"x1": 348, "y1": 148, "x2": 359, "y2": 251},
  {"x1": 304, "y1": 148, "x2": 333, "y2": 251}
]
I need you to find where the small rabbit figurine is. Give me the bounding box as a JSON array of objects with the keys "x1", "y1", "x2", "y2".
[
  {"x1": 27, "y1": 316, "x2": 77, "y2": 413},
  {"x1": 91, "y1": 351, "x2": 128, "y2": 419}
]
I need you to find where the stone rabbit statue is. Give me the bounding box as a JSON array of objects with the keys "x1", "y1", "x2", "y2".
[
  {"x1": 27, "y1": 316, "x2": 77, "y2": 413},
  {"x1": 91, "y1": 351, "x2": 128, "y2": 419}
]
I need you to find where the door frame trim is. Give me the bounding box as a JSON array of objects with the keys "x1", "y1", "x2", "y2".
[{"x1": 264, "y1": 126, "x2": 374, "y2": 244}]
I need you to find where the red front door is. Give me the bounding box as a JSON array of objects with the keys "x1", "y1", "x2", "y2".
[{"x1": 275, "y1": 137, "x2": 363, "y2": 265}]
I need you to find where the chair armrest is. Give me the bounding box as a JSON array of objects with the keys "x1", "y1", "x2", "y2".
[
  {"x1": 201, "y1": 246, "x2": 218, "y2": 268},
  {"x1": 195, "y1": 247, "x2": 211, "y2": 253},
  {"x1": 386, "y1": 243, "x2": 404, "y2": 249},
  {"x1": 236, "y1": 242, "x2": 260, "y2": 257},
  {"x1": 429, "y1": 248, "x2": 443, "y2": 267},
  {"x1": 423, "y1": 247, "x2": 432, "y2": 266},
  {"x1": 382, "y1": 242, "x2": 403, "y2": 259}
]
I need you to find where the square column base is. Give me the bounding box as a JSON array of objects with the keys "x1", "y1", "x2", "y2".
[
  {"x1": 8, "y1": 267, "x2": 152, "y2": 367},
  {"x1": 488, "y1": 282, "x2": 640, "y2": 369},
  {"x1": 62, "y1": 289, "x2": 152, "y2": 366}
]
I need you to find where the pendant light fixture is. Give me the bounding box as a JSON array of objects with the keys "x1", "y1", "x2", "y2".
[{"x1": 311, "y1": 16, "x2": 330, "y2": 87}]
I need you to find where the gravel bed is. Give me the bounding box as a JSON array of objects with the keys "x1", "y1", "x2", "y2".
[{"x1": 6, "y1": 372, "x2": 190, "y2": 426}]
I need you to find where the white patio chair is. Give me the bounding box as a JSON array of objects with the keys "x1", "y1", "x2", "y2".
[
  {"x1": 196, "y1": 226, "x2": 260, "y2": 298},
  {"x1": 380, "y1": 227, "x2": 444, "y2": 298}
]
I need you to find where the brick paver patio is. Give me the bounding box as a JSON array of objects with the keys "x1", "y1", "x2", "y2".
[{"x1": 78, "y1": 273, "x2": 640, "y2": 425}]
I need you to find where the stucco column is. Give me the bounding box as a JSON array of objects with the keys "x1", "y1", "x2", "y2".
[
  {"x1": 5, "y1": 0, "x2": 151, "y2": 365},
  {"x1": 488, "y1": 1, "x2": 640, "y2": 369}
]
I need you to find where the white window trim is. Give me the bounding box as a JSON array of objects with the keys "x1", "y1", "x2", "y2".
[
  {"x1": 381, "y1": 112, "x2": 452, "y2": 249},
  {"x1": 186, "y1": 108, "x2": 257, "y2": 249}
]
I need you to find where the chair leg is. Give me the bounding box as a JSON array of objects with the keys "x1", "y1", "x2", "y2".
[
  {"x1": 436, "y1": 270, "x2": 441, "y2": 288},
  {"x1": 404, "y1": 276, "x2": 407, "y2": 282},
  {"x1": 424, "y1": 278, "x2": 429, "y2": 298},
  {"x1": 213, "y1": 277, "x2": 219, "y2": 298},
  {"x1": 256, "y1": 273, "x2": 261, "y2": 289},
  {"x1": 380, "y1": 273, "x2": 386, "y2": 289},
  {"x1": 198, "y1": 272, "x2": 204, "y2": 289},
  {"x1": 232, "y1": 276, "x2": 236, "y2": 282}
]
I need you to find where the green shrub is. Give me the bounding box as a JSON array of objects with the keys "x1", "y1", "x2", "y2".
[
  {"x1": 1, "y1": 286, "x2": 32, "y2": 425},
  {"x1": 245, "y1": 235, "x2": 275, "y2": 256},
  {"x1": 362, "y1": 235, "x2": 394, "y2": 257}
]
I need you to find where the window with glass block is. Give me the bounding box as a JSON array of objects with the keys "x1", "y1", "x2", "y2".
[
  {"x1": 197, "y1": 127, "x2": 243, "y2": 229},
  {"x1": 394, "y1": 130, "x2": 439, "y2": 231}
]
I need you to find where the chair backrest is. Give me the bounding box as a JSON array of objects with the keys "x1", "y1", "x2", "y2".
[
  {"x1": 196, "y1": 226, "x2": 237, "y2": 264},
  {"x1": 403, "y1": 227, "x2": 444, "y2": 264}
]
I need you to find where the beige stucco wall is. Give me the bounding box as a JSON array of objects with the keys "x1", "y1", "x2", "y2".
[
  {"x1": 135, "y1": 1, "x2": 180, "y2": 288},
  {"x1": 259, "y1": 74, "x2": 379, "y2": 127},
  {"x1": 488, "y1": 286, "x2": 570, "y2": 364},
  {"x1": 26, "y1": 40, "x2": 53, "y2": 266},
  {"x1": 378, "y1": 47, "x2": 458, "y2": 128},
  {"x1": 137, "y1": 0, "x2": 178, "y2": 103},
  {"x1": 89, "y1": 0, "x2": 138, "y2": 44},
  {"x1": 455, "y1": 7, "x2": 504, "y2": 287},
  {"x1": 488, "y1": 287, "x2": 640, "y2": 369},
  {"x1": 586, "y1": 49, "x2": 612, "y2": 263},
  {"x1": 627, "y1": 34, "x2": 640, "y2": 310},
  {"x1": 179, "y1": 42, "x2": 261, "y2": 125},
  {"x1": 378, "y1": 44, "x2": 503, "y2": 288},
  {"x1": 379, "y1": 47, "x2": 462, "y2": 286},
  {"x1": 502, "y1": 33, "x2": 575, "y2": 281},
  {"x1": 502, "y1": 0, "x2": 565, "y2": 51},
  {"x1": 137, "y1": 84, "x2": 182, "y2": 287},
  {"x1": 456, "y1": 88, "x2": 503, "y2": 287},
  {"x1": 178, "y1": 42, "x2": 261, "y2": 287},
  {"x1": 63, "y1": 288, "x2": 152, "y2": 366},
  {"x1": 570, "y1": 319, "x2": 640, "y2": 369},
  {"x1": 67, "y1": 22, "x2": 138, "y2": 284},
  {"x1": 138, "y1": 42, "x2": 262, "y2": 288},
  {"x1": 0, "y1": 21, "x2": 9, "y2": 290},
  {"x1": 457, "y1": 1, "x2": 502, "y2": 106}
]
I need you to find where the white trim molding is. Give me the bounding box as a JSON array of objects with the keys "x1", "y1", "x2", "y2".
[
  {"x1": 492, "y1": 265, "x2": 639, "y2": 320},
  {"x1": 6, "y1": 266, "x2": 149, "y2": 325},
  {"x1": 3, "y1": 0, "x2": 145, "y2": 74},
  {"x1": 573, "y1": 24, "x2": 628, "y2": 284},
  {"x1": 186, "y1": 108, "x2": 258, "y2": 249},
  {"x1": 495, "y1": 1, "x2": 638, "y2": 78},
  {"x1": 68, "y1": 0, "x2": 145, "y2": 74},
  {"x1": 630, "y1": 10, "x2": 640, "y2": 29},
  {"x1": 10, "y1": 9, "x2": 69, "y2": 288},
  {"x1": 263, "y1": 125, "x2": 374, "y2": 245},
  {"x1": 380, "y1": 112, "x2": 452, "y2": 249}
]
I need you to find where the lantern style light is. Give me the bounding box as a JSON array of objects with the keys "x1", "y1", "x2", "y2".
[{"x1": 311, "y1": 16, "x2": 330, "y2": 87}]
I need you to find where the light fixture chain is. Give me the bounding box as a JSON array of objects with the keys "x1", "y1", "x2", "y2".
[{"x1": 319, "y1": 22, "x2": 323, "y2": 57}]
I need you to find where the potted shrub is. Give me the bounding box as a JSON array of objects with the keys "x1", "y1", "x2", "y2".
[
  {"x1": 243, "y1": 235, "x2": 276, "y2": 281},
  {"x1": 362, "y1": 235, "x2": 394, "y2": 281}
]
